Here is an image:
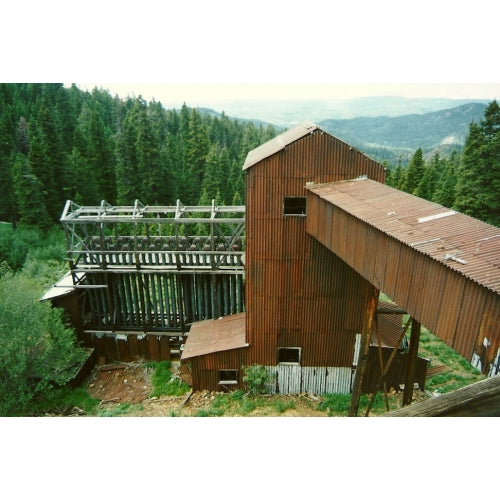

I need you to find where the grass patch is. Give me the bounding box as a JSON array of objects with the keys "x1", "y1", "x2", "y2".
[
  {"x1": 195, "y1": 408, "x2": 225, "y2": 417},
  {"x1": 27, "y1": 386, "x2": 100, "y2": 416},
  {"x1": 236, "y1": 397, "x2": 257, "y2": 415},
  {"x1": 272, "y1": 399, "x2": 295, "y2": 414},
  {"x1": 98, "y1": 402, "x2": 144, "y2": 417},
  {"x1": 418, "y1": 326, "x2": 484, "y2": 394},
  {"x1": 149, "y1": 361, "x2": 190, "y2": 397}
]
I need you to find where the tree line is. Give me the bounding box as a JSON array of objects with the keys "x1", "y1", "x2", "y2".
[
  {"x1": 0, "y1": 83, "x2": 279, "y2": 231},
  {"x1": 386, "y1": 100, "x2": 500, "y2": 227},
  {"x1": 1, "y1": 84, "x2": 499, "y2": 231}
]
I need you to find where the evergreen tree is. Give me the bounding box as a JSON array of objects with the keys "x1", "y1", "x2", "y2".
[
  {"x1": 414, "y1": 152, "x2": 440, "y2": 201},
  {"x1": 390, "y1": 157, "x2": 404, "y2": 189},
  {"x1": 0, "y1": 104, "x2": 16, "y2": 223},
  {"x1": 433, "y1": 150, "x2": 459, "y2": 207},
  {"x1": 12, "y1": 153, "x2": 51, "y2": 230},
  {"x1": 89, "y1": 104, "x2": 116, "y2": 203},
  {"x1": 455, "y1": 100, "x2": 500, "y2": 226},
  {"x1": 400, "y1": 147, "x2": 425, "y2": 195}
]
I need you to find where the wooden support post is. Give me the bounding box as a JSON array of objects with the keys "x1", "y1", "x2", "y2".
[
  {"x1": 364, "y1": 315, "x2": 411, "y2": 416},
  {"x1": 403, "y1": 318, "x2": 421, "y2": 406},
  {"x1": 349, "y1": 288, "x2": 378, "y2": 417}
]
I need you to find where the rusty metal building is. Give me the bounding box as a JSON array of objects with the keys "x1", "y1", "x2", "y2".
[
  {"x1": 182, "y1": 122, "x2": 420, "y2": 394},
  {"x1": 47, "y1": 120, "x2": 500, "y2": 398},
  {"x1": 181, "y1": 121, "x2": 500, "y2": 394}
]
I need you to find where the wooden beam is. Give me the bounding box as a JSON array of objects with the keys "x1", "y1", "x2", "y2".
[
  {"x1": 349, "y1": 288, "x2": 378, "y2": 417},
  {"x1": 385, "y1": 376, "x2": 500, "y2": 417},
  {"x1": 402, "y1": 319, "x2": 421, "y2": 406}
]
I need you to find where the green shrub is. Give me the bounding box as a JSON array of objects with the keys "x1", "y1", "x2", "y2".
[
  {"x1": 0, "y1": 272, "x2": 88, "y2": 416},
  {"x1": 318, "y1": 393, "x2": 352, "y2": 416},
  {"x1": 149, "y1": 361, "x2": 190, "y2": 397},
  {"x1": 273, "y1": 399, "x2": 295, "y2": 414},
  {"x1": 236, "y1": 397, "x2": 256, "y2": 415},
  {"x1": 28, "y1": 386, "x2": 99, "y2": 416},
  {"x1": 242, "y1": 364, "x2": 272, "y2": 395}
]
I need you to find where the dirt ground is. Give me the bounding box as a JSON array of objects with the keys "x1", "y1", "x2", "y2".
[
  {"x1": 84, "y1": 361, "x2": 433, "y2": 417},
  {"x1": 86, "y1": 361, "x2": 330, "y2": 417}
]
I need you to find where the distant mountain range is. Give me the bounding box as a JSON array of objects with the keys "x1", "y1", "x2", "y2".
[
  {"x1": 210, "y1": 96, "x2": 490, "y2": 125},
  {"x1": 319, "y1": 102, "x2": 488, "y2": 164},
  {"x1": 200, "y1": 96, "x2": 491, "y2": 165}
]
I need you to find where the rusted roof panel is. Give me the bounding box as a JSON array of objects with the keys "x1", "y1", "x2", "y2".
[
  {"x1": 306, "y1": 178, "x2": 500, "y2": 294},
  {"x1": 242, "y1": 121, "x2": 319, "y2": 170},
  {"x1": 181, "y1": 312, "x2": 248, "y2": 359}
]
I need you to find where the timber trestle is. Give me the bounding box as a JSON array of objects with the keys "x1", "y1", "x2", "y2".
[{"x1": 60, "y1": 199, "x2": 246, "y2": 361}]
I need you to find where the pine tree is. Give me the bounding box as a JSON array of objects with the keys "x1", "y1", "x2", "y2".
[
  {"x1": 455, "y1": 100, "x2": 500, "y2": 226},
  {"x1": 433, "y1": 150, "x2": 459, "y2": 207},
  {"x1": 414, "y1": 152, "x2": 440, "y2": 201},
  {"x1": 400, "y1": 147, "x2": 425, "y2": 195},
  {"x1": 12, "y1": 153, "x2": 51, "y2": 230}
]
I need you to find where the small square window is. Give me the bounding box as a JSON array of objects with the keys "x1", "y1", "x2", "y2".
[
  {"x1": 284, "y1": 197, "x2": 307, "y2": 216},
  {"x1": 278, "y1": 347, "x2": 301, "y2": 364},
  {"x1": 218, "y1": 369, "x2": 238, "y2": 385}
]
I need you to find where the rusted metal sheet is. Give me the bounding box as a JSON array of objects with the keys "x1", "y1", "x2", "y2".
[
  {"x1": 306, "y1": 178, "x2": 500, "y2": 373},
  {"x1": 244, "y1": 126, "x2": 385, "y2": 374},
  {"x1": 181, "y1": 312, "x2": 247, "y2": 359},
  {"x1": 185, "y1": 344, "x2": 249, "y2": 392}
]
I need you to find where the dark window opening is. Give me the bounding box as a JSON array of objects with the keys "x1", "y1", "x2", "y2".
[
  {"x1": 284, "y1": 197, "x2": 307, "y2": 216},
  {"x1": 278, "y1": 347, "x2": 301, "y2": 364},
  {"x1": 218, "y1": 369, "x2": 238, "y2": 385}
]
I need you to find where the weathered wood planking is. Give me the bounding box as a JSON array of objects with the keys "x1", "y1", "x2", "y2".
[{"x1": 385, "y1": 376, "x2": 500, "y2": 416}]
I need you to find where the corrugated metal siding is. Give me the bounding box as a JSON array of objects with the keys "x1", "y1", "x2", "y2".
[
  {"x1": 306, "y1": 179, "x2": 500, "y2": 373},
  {"x1": 245, "y1": 129, "x2": 385, "y2": 371},
  {"x1": 188, "y1": 347, "x2": 249, "y2": 392}
]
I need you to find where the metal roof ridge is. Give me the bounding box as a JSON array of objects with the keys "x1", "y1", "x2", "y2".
[{"x1": 242, "y1": 120, "x2": 321, "y2": 170}]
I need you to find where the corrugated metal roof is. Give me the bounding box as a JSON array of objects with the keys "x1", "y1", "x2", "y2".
[
  {"x1": 306, "y1": 178, "x2": 500, "y2": 294},
  {"x1": 242, "y1": 121, "x2": 319, "y2": 170},
  {"x1": 181, "y1": 312, "x2": 248, "y2": 359}
]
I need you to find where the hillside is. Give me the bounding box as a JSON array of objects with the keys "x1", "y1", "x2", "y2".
[
  {"x1": 209, "y1": 96, "x2": 489, "y2": 126},
  {"x1": 318, "y1": 102, "x2": 487, "y2": 164}
]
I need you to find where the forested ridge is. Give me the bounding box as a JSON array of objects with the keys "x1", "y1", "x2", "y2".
[
  {"x1": 0, "y1": 83, "x2": 279, "y2": 230},
  {"x1": 1, "y1": 83, "x2": 499, "y2": 231},
  {"x1": 385, "y1": 99, "x2": 500, "y2": 228}
]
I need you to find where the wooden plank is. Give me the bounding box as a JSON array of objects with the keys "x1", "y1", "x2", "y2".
[{"x1": 386, "y1": 376, "x2": 500, "y2": 417}]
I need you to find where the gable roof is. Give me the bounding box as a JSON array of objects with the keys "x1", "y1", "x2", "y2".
[{"x1": 242, "y1": 120, "x2": 319, "y2": 170}]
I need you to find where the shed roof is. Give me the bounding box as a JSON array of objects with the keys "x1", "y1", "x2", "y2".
[
  {"x1": 242, "y1": 120, "x2": 319, "y2": 170},
  {"x1": 306, "y1": 178, "x2": 500, "y2": 294},
  {"x1": 40, "y1": 271, "x2": 81, "y2": 301},
  {"x1": 181, "y1": 312, "x2": 248, "y2": 359}
]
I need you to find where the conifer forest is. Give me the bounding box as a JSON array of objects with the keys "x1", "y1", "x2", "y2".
[
  {"x1": 1, "y1": 83, "x2": 499, "y2": 231},
  {"x1": 0, "y1": 83, "x2": 279, "y2": 231}
]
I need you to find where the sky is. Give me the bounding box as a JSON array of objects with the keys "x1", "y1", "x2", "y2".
[
  {"x1": 4, "y1": 2, "x2": 500, "y2": 107},
  {"x1": 72, "y1": 82, "x2": 500, "y2": 108}
]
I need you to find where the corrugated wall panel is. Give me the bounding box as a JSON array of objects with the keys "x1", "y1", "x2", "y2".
[
  {"x1": 245, "y1": 130, "x2": 385, "y2": 375},
  {"x1": 435, "y1": 272, "x2": 466, "y2": 347},
  {"x1": 307, "y1": 186, "x2": 500, "y2": 377},
  {"x1": 452, "y1": 281, "x2": 487, "y2": 360}
]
